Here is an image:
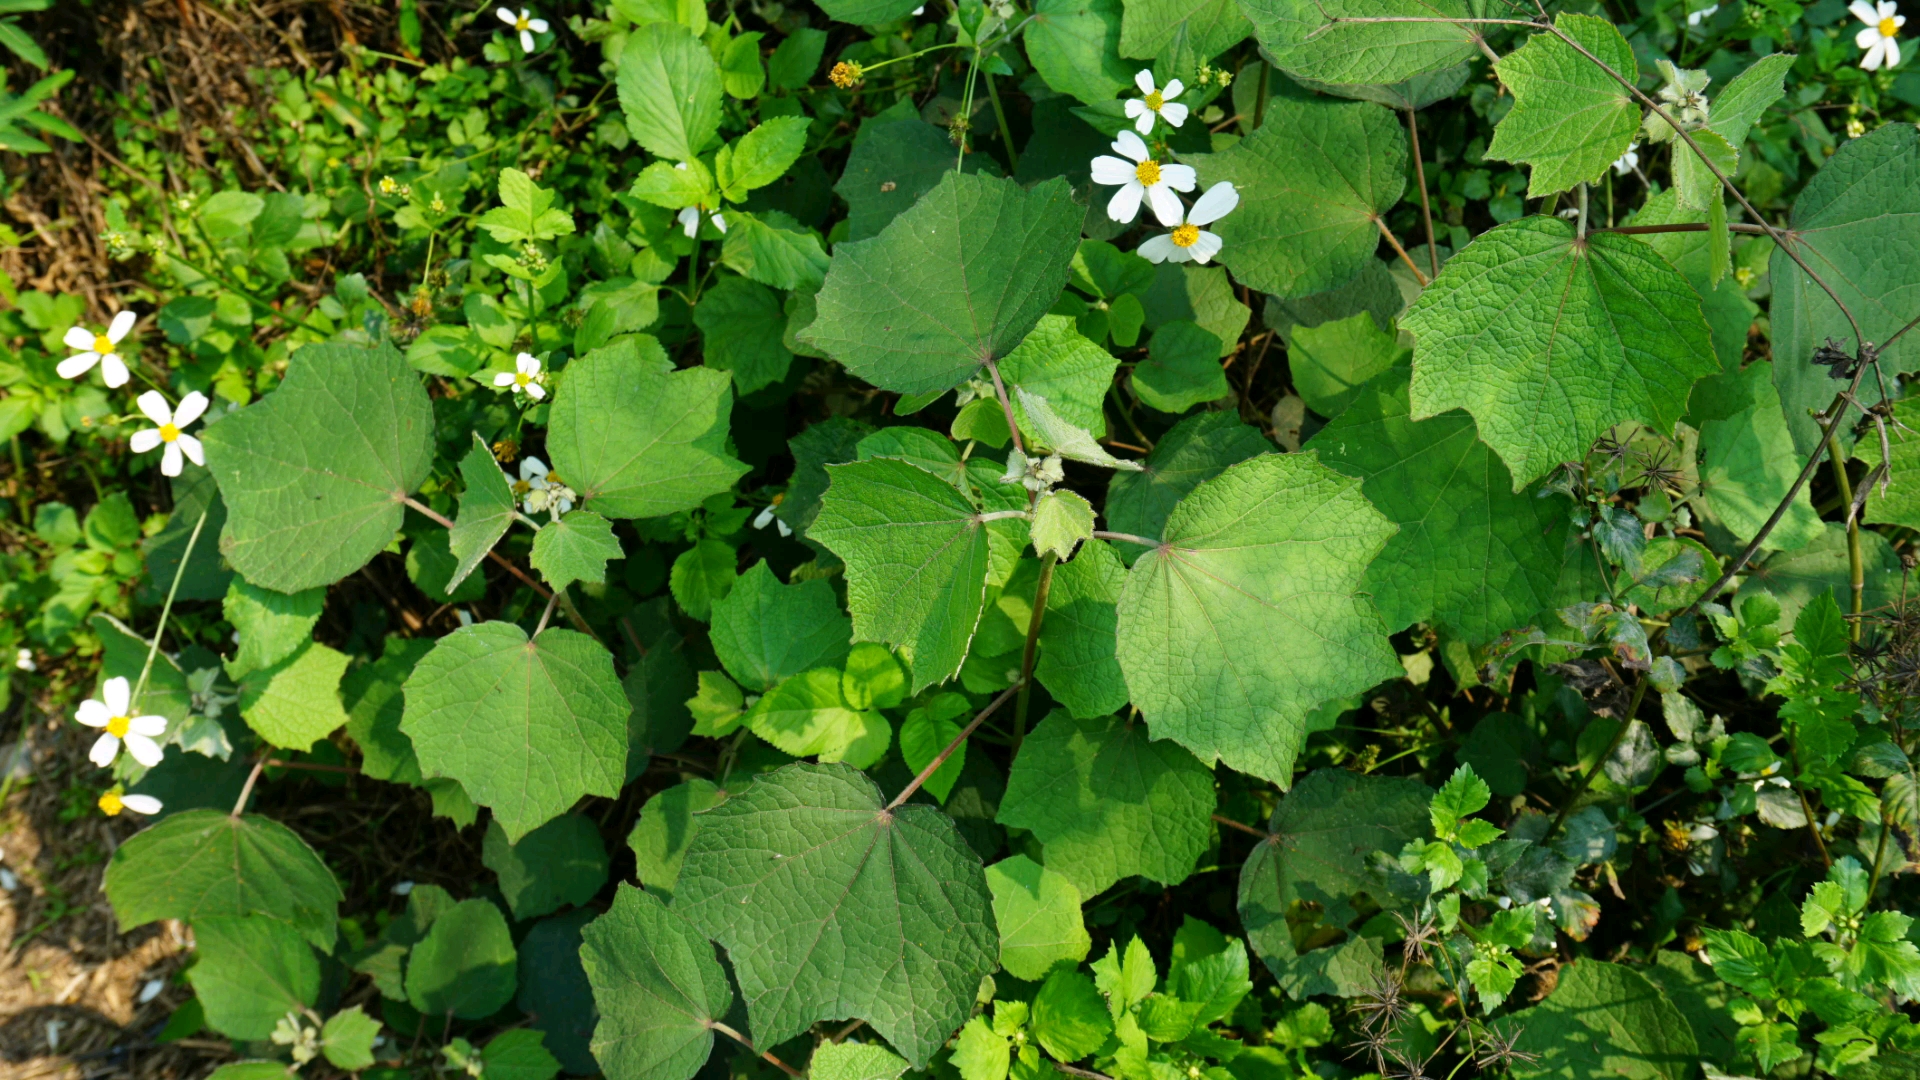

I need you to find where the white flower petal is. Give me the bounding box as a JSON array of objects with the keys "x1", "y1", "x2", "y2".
[
  {"x1": 528, "y1": 17, "x2": 549, "y2": 31},
  {"x1": 679, "y1": 206, "x2": 700, "y2": 238},
  {"x1": 101, "y1": 354, "x2": 130, "y2": 388},
  {"x1": 56, "y1": 353, "x2": 99, "y2": 379},
  {"x1": 1851, "y1": 0, "x2": 1881, "y2": 22},
  {"x1": 64, "y1": 326, "x2": 96, "y2": 351},
  {"x1": 176, "y1": 434, "x2": 205, "y2": 467},
  {"x1": 1134, "y1": 69, "x2": 1156, "y2": 94},
  {"x1": 521, "y1": 456, "x2": 549, "y2": 480},
  {"x1": 1880, "y1": 0, "x2": 1900, "y2": 18},
  {"x1": 498, "y1": 6, "x2": 519, "y2": 24},
  {"x1": 1188, "y1": 230, "x2": 1223, "y2": 263},
  {"x1": 125, "y1": 733, "x2": 164, "y2": 768},
  {"x1": 1159, "y1": 164, "x2": 1197, "y2": 191},
  {"x1": 494, "y1": 371, "x2": 518, "y2": 387},
  {"x1": 1158, "y1": 102, "x2": 1189, "y2": 129},
  {"x1": 1859, "y1": 24, "x2": 1884, "y2": 47},
  {"x1": 1112, "y1": 129, "x2": 1149, "y2": 162},
  {"x1": 1123, "y1": 98, "x2": 1148, "y2": 119},
  {"x1": 130, "y1": 429, "x2": 163, "y2": 454},
  {"x1": 517, "y1": 352, "x2": 539, "y2": 375},
  {"x1": 1864, "y1": 38, "x2": 1889, "y2": 68},
  {"x1": 105, "y1": 677, "x2": 131, "y2": 716},
  {"x1": 1133, "y1": 111, "x2": 1156, "y2": 135},
  {"x1": 1107, "y1": 182, "x2": 1145, "y2": 223},
  {"x1": 107, "y1": 310, "x2": 137, "y2": 342},
  {"x1": 122, "y1": 794, "x2": 164, "y2": 815},
  {"x1": 754, "y1": 506, "x2": 776, "y2": 528},
  {"x1": 1137, "y1": 234, "x2": 1178, "y2": 264},
  {"x1": 1145, "y1": 184, "x2": 1184, "y2": 227},
  {"x1": 1166, "y1": 243, "x2": 1195, "y2": 264},
  {"x1": 777, "y1": 518, "x2": 792, "y2": 537},
  {"x1": 1188, "y1": 181, "x2": 1240, "y2": 226},
  {"x1": 1884, "y1": 37, "x2": 1903, "y2": 69},
  {"x1": 172, "y1": 391, "x2": 209, "y2": 428},
  {"x1": 161, "y1": 442, "x2": 184, "y2": 477},
  {"x1": 712, "y1": 211, "x2": 728, "y2": 233},
  {"x1": 90, "y1": 733, "x2": 120, "y2": 768},
  {"x1": 1090, "y1": 155, "x2": 1138, "y2": 186},
  {"x1": 129, "y1": 714, "x2": 168, "y2": 738},
  {"x1": 521, "y1": 29, "x2": 536, "y2": 52},
  {"x1": 1162, "y1": 78, "x2": 1184, "y2": 99},
  {"x1": 76, "y1": 700, "x2": 110, "y2": 727},
  {"x1": 524, "y1": 382, "x2": 546, "y2": 400},
  {"x1": 136, "y1": 390, "x2": 173, "y2": 426}
]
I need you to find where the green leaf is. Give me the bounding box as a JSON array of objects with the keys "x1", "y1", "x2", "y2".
[
  {"x1": 1104, "y1": 412, "x2": 1269, "y2": 563},
  {"x1": 0, "y1": 17, "x2": 47, "y2": 69},
  {"x1": 200, "y1": 191, "x2": 265, "y2": 241},
  {"x1": 406, "y1": 898, "x2": 518, "y2": 1020},
  {"x1": 530, "y1": 510, "x2": 624, "y2": 592},
  {"x1": 1308, "y1": 367, "x2": 1583, "y2": 643},
  {"x1": 719, "y1": 31, "x2": 766, "y2": 100},
  {"x1": 810, "y1": 1041, "x2": 911, "y2": 1080},
  {"x1": 628, "y1": 779, "x2": 725, "y2": 901},
  {"x1": 1738, "y1": 523, "x2": 1901, "y2": 631},
  {"x1": 1242, "y1": 0, "x2": 1487, "y2": 86},
  {"x1": 694, "y1": 275, "x2": 793, "y2": 394},
  {"x1": 815, "y1": 0, "x2": 918, "y2": 25},
  {"x1": 143, "y1": 467, "x2": 233, "y2": 601},
  {"x1": 1185, "y1": 98, "x2": 1405, "y2": 299},
  {"x1": 1002, "y1": 315, "x2": 1120, "y2": 439},
  {"x1": 1695, "y1": 362, "x2": 1825, "y2": 552},
  {"x1": 1118, "y1": 0, "x2": 1249, "y2": 69},
  {"x1": 675, "y1": 763, "x2": 999, "y2": 1068},
  {"x1": 320, "y1": 1005, "x2": 382, "y2": 1071},
  {"x1": 745, "y1": 668, "x2": 884, "y2": 762},
  {"x1": 811, "y1": 458, "x2": 994, "y2": 693},
  {"x1": 1032, "y1": 967, "x2": 1114, "y2": 1060},
  {"x1": 222, "y1": 577, "x2": 324, "y2": 680},
  {"x1": 1431, "y1": 762, "x2": 1491, "y2": 839},
  {"x1": 1634, "y1": 191, "x2": 1759, "y2": 372},
  {"x1": 670, "y1": 538, "x2": 737, "y2": 621},
  {"x1": 1509, "y1": 960, "x2": 1700, "y2": 1080},
  {"x1": 998, "y1": 710, "x2": 1215, "y2": 897},
  {"x1": 801, "y1": 171, "x2": 1081, "y2": 395},
  {"x1": 710, "y1": 561, "x2": 852, "y2": 692},
  {"x1": 1026, "y1": 0, "x2": 1132, "y2": 106},
  {"x1": 188, "y1": 916, "x2": 320, "y2": 1040},
  {"x1": 1035, "y1": 539, "x2": 1129, "y2": 719},
  {"x1": 1467, "y1": 948, "x2": 1524, "y2": 1011},
  {"x1": 1031, "y1": 489, "x2": 1096, "y2": 561},
  {"x1": 1485, "y1": 15, "x2": 1640, "y2": 196},
  {"x1": 478, "y1": 168, "x2": 576, "y2": 244},
  {"x1": 1402, "y1": 216, "x2": 1718, "y2": 489},
  {"x1": 1287, "y1": 312, "x2": 1409, "y2": 419},
  {"x1": 1670, "y1": 129, "x2": 1738, "y2": 213},
  {"x1": 721, "y1": 211, "x2": 831, "y2": 291},
  {"x1": 449, "y1": 433, "x2": 516, "y2": 592},
  {"x1": 401, "y1": 622, "x2": 631, "y2": 841},
  {"x1": 238, "y1": 641, "x2": 350, "y2": 752},
  {"x1": 719, "y1": 116, "x2": 810, "y2": 200},
  {"x1": 482, "y1": 814, "x2": 610, "y2": 920},
  {"x1": 479, "y1": 1029, "x2": 563, "y2": 1080},
  {"x1": 616, "y1": 22, "x2": 723, "y2": 162},
  {"x1": 953, "y1": 1017, "x2": 1009, "y2": 1080},
  {"x1": 199, "y1": 341, "x2": 433, "y2": 592},
  {"x1": 900, "y1": 692, "x2": 971, "y2": 802},
  {"x1": 768, "y1": 29, "x2": 827, "y2": 91},
  {"x1": 1770, "y1": 123, "x2": 1920, "y2": 456},
  {"x1": 631, "y1": 158, "x2": 717, "y2": 209},
  {"x1": 688, "y1": 670, "x2": 748, "y2": 737},
  {"x1": 1116, "y1": 454, "x2": 1400, "y2": 782},
  {"x1": 105, "y1": 808, "x2": 343, "y2": 948},
  {"x1": 986, "y1": 854, "x2": 1093, "y2": 980},
  {"x1": 546, "y1": 336, "x2": 747, "y2": 519},
  {"x1": 343, "y1": 636, "x2": 438, "y2": 783},
  {"x1": 1131, "y1": 321, "x2": 1227, "y2": 413},
  {"x1": 1707, "y1": 53, "x2": 1795, "y2": 149},
  {"x1": 832, "y1": 120, "x2": 996, "y2": 242}
]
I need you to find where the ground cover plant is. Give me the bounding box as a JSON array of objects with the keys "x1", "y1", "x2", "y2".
[{"x1": 3, "y1": 0, "x2": 1920, "y2": 1077}]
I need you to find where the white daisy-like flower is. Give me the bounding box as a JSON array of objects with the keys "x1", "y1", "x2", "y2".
[
  {"x1": 1124, "y1": 70, "x2": 1188, "y2": 135},
  {"x1": 76, "y1": 676, "x2": 167, "y2": 769},
  {"x1": 496, "y1": 6, "x2": 550, "y2": 53},
  {"x1": 1089, "y1": 129, "x2": 1197, "y2": 225},
  {"x1": 15, "y1": 648, "x2": 32, "y2": 672},
  {"x1": 493, "y1": 352, "x2": 547, "y2": 400},
  {"x1": 1852, "y1": 0, "x2": 1905, "y2": 70},
  {"x1": 678, "y1": 204, "x2": 727, "y2": 239},
  {"x1": 753, "y1": 499, "x2": 793, "y2": 538},
  {"x1": 98, "y1": 789, "x2": 163, "y2": 817},
  {"x1": 1137, "y1": 181, "x2": 1238, "y2": 265},
  {"x1": 59, "y1": 310, "x2": 138, "y2": 388},
  {"x1": 1687, "y1": 3, "x2": 1719, "y2": 26},
  {"x1": 512, "y1": 456, "x2": 577, "y2": 518},
  {"x1": 1611, "y1": 144, "x2": 1641, "y2": 175},
  {"x1": 130, "y1": 391, "x2": 209, "y2": 478}
]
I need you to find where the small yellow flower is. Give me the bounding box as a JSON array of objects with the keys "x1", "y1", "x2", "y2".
[{"x1": 829, "y1": 61, "x2": 864, "y2": 89}]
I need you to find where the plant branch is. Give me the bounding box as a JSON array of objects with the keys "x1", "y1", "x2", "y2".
[
  {"x1": 983, "y1": 70, "x2": 1019, "y2": 173},
  {"x1": 1405, "y1": 108, "x2": 1440, "y2": 280},
  {"x1": 264, "y1": 758, "x2": 357, "y2": 774},
  {"x1": 984, "y1": 357, "x2": 1028, "y2": 457},
  {"x1": 887, "y1": 682, "x2": 1022, "y2": 810},
  {"x1": 232, "y1": 758, "x2": 266, "y2": 817},
  {"x1": 133, "y1": 506, "x2": 208, "y2": 712},
  {"x1": 1013, "y1": 553, "x2": 1057, "y2": 748},
  {"x1": 1592, "y1": 222, "x2": 1770, "y2": 236},
  {"x1": 534, "y1": 590, "x2": 561, "y2": 636},
  {"x1": 976, "y1": 509, "x2": 1032, "y2": 523},
  {"x1": 1212, "y1": 813, "x2": 1270, "y2": 839},
  {"x1": 1547, "y1": 672, "x2": 1649, "y2": 838},
  {"x1": 1091, "y1": 530, "x2": 1160, "y2": 548},
  {"x1": 1374, "y1": 217, "x2": 1429, "y2": 286},
  {"x1": 709, "y1": 1021, "x2": 801, "y2": 1078},
  {"x1": 402, "y1": 496, "x2": 594, "y2": 629}
]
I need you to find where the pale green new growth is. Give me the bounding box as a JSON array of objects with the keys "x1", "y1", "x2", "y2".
[
  {"x1": 1031, "y1": 489, "x2": 1096, "y2": 561},
  {"x1": 987, "y1": 855, "x2": 1093, "y2": 980},
  {"x1": 530, "y1": 510, "x2": 624, "y2": 591},
  {"x1": 708, "y1": 561, "x2": 852, "y2": 692},
  {"x1": 238, "y1": 641, "x2": 350, "y2": 751}
]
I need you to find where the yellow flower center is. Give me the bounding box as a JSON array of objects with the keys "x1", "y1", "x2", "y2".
[
  {"x1": 107, "y1": 715, "x2": 131, "y2": 738},
  {"x1": 512, "y1": 480, "x2": 531, "y2": 495},
  {"x1": 1170, "y1": 224, "x2": 1200, "y2": 248},
  {"x1": 547, "y1": 471, "x2": 565, "y2": 487},
  {"x1": 515, "y1": 14, "x2": 530, "y2": 30},
  {"x1": 1880, "y1": 15, "x2": 1899, "y2": 35},
  {"x1": 92, "y1": 333, "x2": 114, "y2": 354},
  {"x1": 1145, "y1": 91, "x2": 1165, "y2": 111},
  {"x1": 98, "y1": 791, "x2": 125, "y2": 816},
  {"x1": 515, "y1": 372, "x2": 533, "y2": 386},
  {"x1": 159, "y1": 423, "x2": 180, "y2": 442},
  {"x1": 1134, "y1": 159, "x2": 1162, "y2": 186}
]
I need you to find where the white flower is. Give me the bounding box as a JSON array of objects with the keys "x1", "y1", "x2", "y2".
[
  {"x1": 14, "y1": 648, "x2": 32, "y2": 672},
  {"x1": 1123, "y1": 70, "x2": 1187, "y2": 136},
  {"x1": 1137, "y1": 181, "x2": 1238, "y2": 265},
  {"x1": 76, "y1": 676, "x2": 167, "y2": 769},
  {"x1": 496, "y1": 6, "x2": 550, "y2": 53},
  {"x1": 1090, "y1": 130, "x2": 1197, "y2": 226},
  {"x1": 493, "y1": 352, "x2": 548, "y2": 400},
  {"x1": 393, "y1": 880, "x2": 416, "y2": 896},
  {"x1": 138, "y1": 978, "x2": 165, "y2": 1004},
  {"x1": 1853, "y1": 0, "x2": 1905, "y2": 70},
  {"x1": 59, "y1": 310, "x2": 137, "y2": 388},
  {"x1": 98, "y1": 789, "x2": 163, "y2": 817},
  {"x1": 1612, "y1": 144, "x2": 1640, "y2": 175},
  {"x1": 678, "y1": 204, "x2": 727, "y2": 239},
  {"x1": 130, "y1": 391, "x2": 209, "y2": 478},
  {"x1": 753, "y1": 502, "x2": 793, "y2": 538},
  {"x1": 513, "y1": 456, "x2": 576, "y2": 519},
  {"x1": 1687, "y1": 3, "x2": 1719, "y2": 26}
]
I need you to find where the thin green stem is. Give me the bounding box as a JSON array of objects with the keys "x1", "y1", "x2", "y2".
[
  {"x1": 1012, "y1": 552, "x2": 1057, "y2": 747},
  {"x1": 984, "y1": 70, "x2": 1019, "y2": 172},
  {"x1": 133, "y1": 506, "x2": 209, "y2": 711},
  {"x1": 1547, "y1": 673, "x2": 1649, "y2": 838},
  {"x1": 1829, "y1": 431, "x2": 1864, "y2": 635}
]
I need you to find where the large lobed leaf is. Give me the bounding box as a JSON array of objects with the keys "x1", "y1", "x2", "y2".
[
  {"x1": 582, "y1": 884, "x2": 732, "y2": 1080},
  {"x1": 1485, "y1": 14, "x2": 1640, "y2": 197},
  {"x1": 104, "y1": 809, "x2": 343, "y2": 950},
  {"x1": 1240, "y1": 0, "x2": 1489, "y2": 86},
  {"x1": 1509, "y1": 960, "x2": 1699, "y2": 1080}
]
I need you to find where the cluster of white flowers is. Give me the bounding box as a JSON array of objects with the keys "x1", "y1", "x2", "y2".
[
  {"x1": 1088, "y1": 72, "x2": 1239, "y2": 265},
  {"x1": 75, "y1": 676, "x2": 167, "y2": 818},
  {"x1": 513, "y1": 456, "x2": 577, "y2": 519}
]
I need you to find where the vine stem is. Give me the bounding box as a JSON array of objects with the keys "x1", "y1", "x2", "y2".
[
  {"x1": 983, "y1": 71, "x2": 1019, "y2": 173},
  {"x1": 1594, "y1": 222, "x2": 1770, "y2": 236},
  {"x1": 1012, "y1": 552, "x2": 1057, "y2": 748},
  {"x1": 1405, "y1": 108, "x2": 1439, "y2": 280},
  {"x1": 983, "y1": 357, "x2": 1027, "y2": 457},
  {"x1": 1374, "y1": 217, "x2": 1429, "y2": 286},
  {"x1": 403, "y1": 495, "x2": 598, "y2": 642},
  {"x1": 887, "y1": 682, "x2": 1022, "y2": 810},
  {"x1": 1091, "y1": 530, "x2": 1160, "y2": 548},
  {"x1": 709, "y1": 1021, "x2": 801, "y2": 1078},
  {"x1": 1212, "y1": 813, "x2": 1270, "y2": 839},
  {"x1": 534, "y1": 590, "x2": 561, "y2": 636},
  {"x1": 132, "y1": 505, "x2": 209, "y2": 712},
  {"x1": 232, "y1": 758, "x2": 266, "y2": 817},
  {"x1": 1546, "y1": 672, "x2": 1650, "y2": 838}
]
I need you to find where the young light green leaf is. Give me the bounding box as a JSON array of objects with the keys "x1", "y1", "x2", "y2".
[
  {"x1": 1707, "y1": 53, "x2": 1795, "y2": 149},
  {"x1": 1000, "y1": 314, "x2": 1119, "y2": 439},
  {"x1": 1014, "y1": 389, "x2": 1140, "y2": 473},
  {"x1": 1402, "y1": 217, "x2": 1718, "y2": 489},
  {"x1": 1485, "y1": 14, "x2": 1640, "y2": 196},
  {"x1": 238, "y1": 641, "x2": 350, "y2": 752},
  {"x1": 628, "y1": 779, "x2": 725, "y2": 900},
  {"x1": 998, "y1": 710, "x2": 1214, "y2": 897},
  {"x1": 810, "y1": 1041, "x2": 910, "y2": 1080},
  {"x1": 900, "y1": 692, "x2": 970, "y2": 802},
  {"x1": 1031, "y1": 967, "x2": 1113, "y2": 1060},
  {"x1": 1025, "y1": 0, "x2": 1132, "y2": 106},
  {"x1": 1242, "y1": 0, "x2": 1486, "y2": 86},
  {"x1": 675, "y1": 763, "x2": 999, "y2": 1068},
  {"x1": 718, "y1": 115, "x2": 811, "y2": 201},
  {"x1": 688, "y1": 670, "x2": 748, "y2": 737},
  {"x1": 987, "y1": 854, "x2": 1093, "y2": 980},
  {"x1": 1118, "y1": 0, "x2": 1249, "y2": 70},
  {"x1": 104, "y1": 809, "x2": 343, "y2": 950},
  {"x1": 630, "y1": 158, "x2": 717, "y2": 209},
  {"x1": 710, "y1": 561, "x2": 852, "y2": 692},
  {"x1": 1116, "y1": 454, "x2": 1401, "y2": 782},
  {"x1": 1430, "y1": 763, "x2": 1491, "y2": 840},
  {"x1": 546, "y1": 336, "x2": 748, "y2": 519},
  {"x1": 406, "y1": 898, "x2": 518, "y2": 1020},
  {"x1": 401, "y1": 622, "x2": 630, "y2": 841},
  {"x1": 670, "y1": 539, "x2": 737, "y2": 622},
  {"x1": 1031, "y1": 489, "x2": 1095, "y2": 561},
  {"x1": 1185, "y1": 98, "x2": 1405, "y2": 299},
  {"x1": 1035, "y1": 539, "x2": 1129, "y2": 719},
  {"x1": 1287, "y1": 311, "x2": 1409, "y2": 419},
  {"x1": 953, "y1": 1017, "x2": 1009, "y2": 1080},
  {"x1": 810, "y1": 458, "x2": 994, "y2": 693},
  {"x1": 199, "y1": 341, "x2": 433, "y2": 593},
  {"x1": 478, "y1": 168, "x2": 576, "y2": 244},
  {"x1": 482, "y1": 814, "x2": 610, "y2": 921},
  {"x1": 721, "y1": 211, "x2": 831, "y2": 291},
  {"x1": 1131, "y1": 320, "x2": 1227, "y2": 413},
  {"x1": 801, "y1": 172, "x2": 1081, "y2": 395},
  {"x1": 616, "y1": 22, "x2": 723, "y2": 162},
  {"x1": 320, "y1": 1005, "x2": 382, "y2": 1071},
  {"x1": 222, "y1": 577, "x2": 324, "y2": 680},
  {"x1": 1670, "y1": 128, "x2": 1737, "y2": 213},
  {"x1": 477, "y1": 1030, "x2": 562, "y2": 1080},
  {"x1": 744, "y1": 668, "x2": 881, "y2": 762},
  {"x1": 448, "y1": 433, "x2": 516, "y2": 592},
  {"x1": 1696, "y1": 362, "x2": 1825, "y2": 553},
  {"x1": 189, "y1": 916, "x2": 320, "y2": 1040},
  {"x1": 529, "y1": 510, "x2": 623, "y2": 592}
]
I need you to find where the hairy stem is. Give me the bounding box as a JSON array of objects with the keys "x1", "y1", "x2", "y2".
[
  {"x1": 1013, "y1": 552, "x2": 1057, "y2": 748},
  {"x1": 887, "y1": 682, "x2": 1022, "y2": 810},
  {"x1": 984, "y1": 70, "x2": 1019, "y2": 173},
  {"x1": 232, "y1": 758, "x2": 266, "y2": 817},
  {"x1": 1091, "y1": 529, "x2": 1160, "y2": 548},
  {"x1": 1405, "y1": 108, "x2": 1440, "y2": 280},
  {"x1": 984, "y1": 357, "x2": 1027, "y2": 457},
  {"x1": 1212, "y1": 813, "x2": 1270, "y2": 839}
]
